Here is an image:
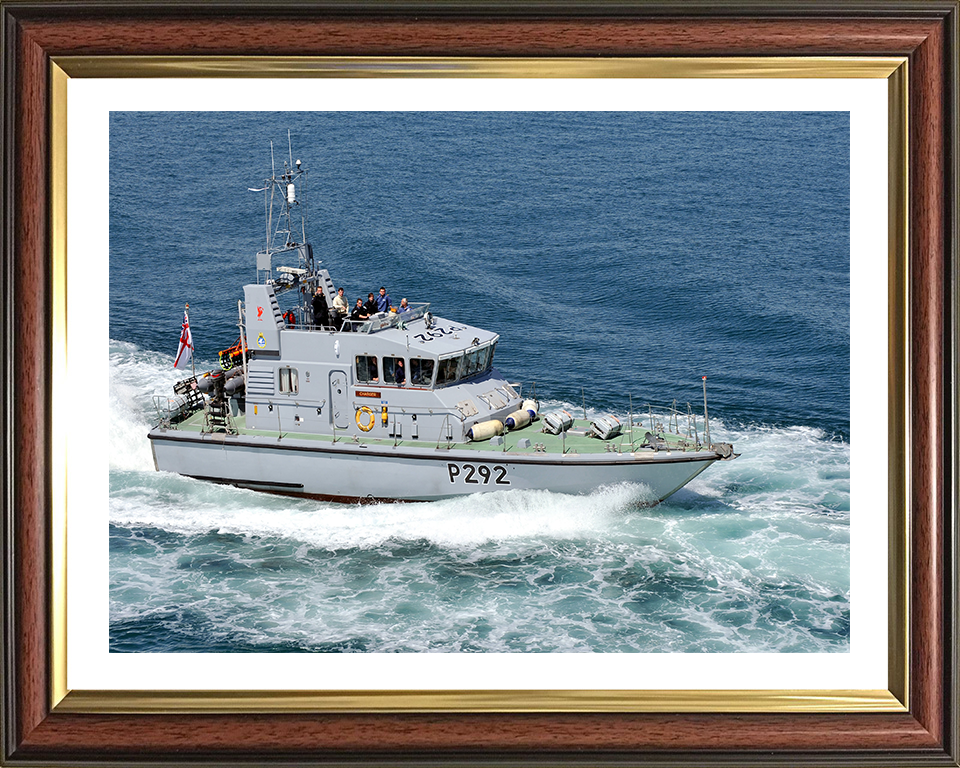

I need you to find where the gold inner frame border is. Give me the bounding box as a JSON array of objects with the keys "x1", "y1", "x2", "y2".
[{"x1": 49, "y1": 55, "x2": 909, "y2": 715}]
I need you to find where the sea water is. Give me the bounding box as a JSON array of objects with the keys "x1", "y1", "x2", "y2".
[{"x1": 108, "y1": 111, "x2": 850, "y2": 653}]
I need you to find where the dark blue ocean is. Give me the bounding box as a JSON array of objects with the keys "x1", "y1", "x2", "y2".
[{"x1": 108, "y1": 111, "x2": 850, "y2": 653}]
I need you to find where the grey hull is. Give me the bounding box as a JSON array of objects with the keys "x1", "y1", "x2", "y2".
[{"x1": 148, "y1": 428, "x2": 719, "y2": 503}]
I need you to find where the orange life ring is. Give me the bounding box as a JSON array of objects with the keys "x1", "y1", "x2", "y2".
[{"x1": 356, "y1": 406, "x2": 375, "y2": 432}]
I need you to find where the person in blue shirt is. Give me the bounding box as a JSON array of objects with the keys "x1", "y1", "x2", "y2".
[
  {"x1": 376, "y1": 286, "x2": 391, "y2": 313},
  {"x1": 397, "y1": 298, "x2": 410, "y2": 313}
]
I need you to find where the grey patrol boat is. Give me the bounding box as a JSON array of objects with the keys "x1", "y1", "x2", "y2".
[{"x1": 148, "y1": 147, "x2": 737, "y2": 504}]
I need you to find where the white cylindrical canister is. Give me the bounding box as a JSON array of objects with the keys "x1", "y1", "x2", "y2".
[
  {"x1": 467, "y1": 419, "x2": 504, "y2": 441},
  {"x1": 287, "y1": 183, "x2": 296, "y2": 204},
  {"x1": 504, "y1": 409, "x2": 532, "y2": 431},
  {"x1": 522, "y1": 399, "x2": 539, "y2": 420}
]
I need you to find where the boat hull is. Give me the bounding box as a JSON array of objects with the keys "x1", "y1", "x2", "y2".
[{"x1": 148, "y1": 429, "x2": 719, "y2": 504}]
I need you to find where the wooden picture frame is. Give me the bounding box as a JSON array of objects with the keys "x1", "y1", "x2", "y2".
[{"x1": 2, "y1": 2, "x2": 957, "y2": 765}]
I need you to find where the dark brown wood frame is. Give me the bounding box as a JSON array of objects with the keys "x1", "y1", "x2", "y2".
[{"x1": 2, "y1": 2, "x2": 957, "y2": 765}]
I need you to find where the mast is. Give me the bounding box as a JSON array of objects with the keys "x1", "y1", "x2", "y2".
[{"x1": 254, "y1": 136, "x2": 314, "y2": 317}]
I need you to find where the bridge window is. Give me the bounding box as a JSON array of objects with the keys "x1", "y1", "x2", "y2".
[
  {"x1": 278, "y1": 367, "x2": 299, "y2": 394},
  {"x1": 464, "y1": 349, "x2": 480, "y2": 377},
  {"x1": 355, "y1": 355, "x2": 379, "y2": 383},
  {"x1": 410, "y1": 358, "x2": 435, "y2": 387},
  {"x1": 383, "y1": 356, "x2": 406, "y2": 386},
  {"x1": 462, "y1": 343, "x2": 496, "y2": 381},
  {"x1": 433, "y1": 342, "x2": 497, "y2": 388},
  {"x1": 437, "y1": 355, "x2": 461, "y2": 387}
]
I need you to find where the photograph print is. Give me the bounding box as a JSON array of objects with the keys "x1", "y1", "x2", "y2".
[{"x1": 108, "y1": 110, "x2": 850, "y2": 654}]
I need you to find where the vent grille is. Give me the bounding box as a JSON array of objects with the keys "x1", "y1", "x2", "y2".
[{"x1": 247, "y1": 369, "x2": 275, "y2": 397}]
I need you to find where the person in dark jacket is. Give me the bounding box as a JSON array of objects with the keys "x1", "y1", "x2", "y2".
[
  {"x1": 348, "y1": 298, "x2": 370, "y2": 330},
  {"x1": 364, "y1": 292, "x2": 379, "y2": 317},
  {"x1": 312, "y1": 288, "x2": 329, "y2": 329}
]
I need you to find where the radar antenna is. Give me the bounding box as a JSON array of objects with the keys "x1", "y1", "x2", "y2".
[{"x1": 253, "y1": 136, "x2": 314, "y2": 291}]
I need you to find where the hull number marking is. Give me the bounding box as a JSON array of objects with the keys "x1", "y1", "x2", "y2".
[
  {"x1": 414, "y1": 325, "x2": 465, "y2": 343},
  {"x1": 447, "y1": 463, "x2": 510, "y2": 485}
]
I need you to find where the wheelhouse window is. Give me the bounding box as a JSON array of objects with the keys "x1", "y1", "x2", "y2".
[
  {"x1": 435, "y1": 343, "x2": 497, "y2": 388},
  {"x1": 437, "y1": 355, "x2": 462, "y2": 387},
  {"x1": 278, "y1": 367, "x2": 299, "y2": 394},
  {"x1": 383, "y1": 356, "x2": 406, "y2": 386},
  {"x1": 464, "y1": 347, "x2": 484, "y2": 377},
  {"x1": 355, "y1": 355, "x2": 379, "y2": 383},
  {"x1": 466, "y1": 343, "x2": 495, "y2": 379},
  {"x1": 410, "y1": 358, "x2": 435, "y2": 387}
]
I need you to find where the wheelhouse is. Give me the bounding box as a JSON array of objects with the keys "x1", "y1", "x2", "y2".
[{"x1": 353, "y1": 340, "x2": 497, "y2": 390}]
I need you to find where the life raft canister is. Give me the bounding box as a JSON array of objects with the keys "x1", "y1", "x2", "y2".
[
  {"x1": 542, "y1": 409, "x2": 574, "y2": 435},
  {"x1": 589, "y1": 414, "x2": 623, "y2": 440},
  {"x1": 356, "y1": 406, "x2": 376, "y2": 432}
]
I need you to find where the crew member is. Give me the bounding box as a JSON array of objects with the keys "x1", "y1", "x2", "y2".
[
  {"x1": 348, "y1": 298, "x2": 369, "y2": 329},
  {"x1": 312, "y1": 288, "x2": 329, "y2": 329},
  {"x1": 377, "y1": 286, "x2": 391, "y2": 313}
]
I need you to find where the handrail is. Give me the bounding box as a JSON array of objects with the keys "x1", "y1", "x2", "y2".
[{"x1": 290, "y1": 302, "x2": 432, "y2": 335}]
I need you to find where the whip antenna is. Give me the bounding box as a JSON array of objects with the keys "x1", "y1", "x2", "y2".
[{"x1": 702, "y1": 376, "x2": 711, "y2": 447}]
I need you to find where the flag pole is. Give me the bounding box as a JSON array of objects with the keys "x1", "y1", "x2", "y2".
[{"x1": 186, "y1": 303, "x2": 195, "y2": 377}]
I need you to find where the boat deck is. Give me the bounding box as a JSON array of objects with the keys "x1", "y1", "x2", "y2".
[{"x1": 162, "y1": 410, "x2": 705, "y2": 456}]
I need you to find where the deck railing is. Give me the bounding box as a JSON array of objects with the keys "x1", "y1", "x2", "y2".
[{"x1": 287, "y1": 302, "x2": 431, "y2": 334}]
